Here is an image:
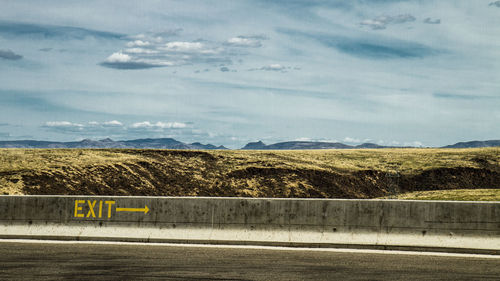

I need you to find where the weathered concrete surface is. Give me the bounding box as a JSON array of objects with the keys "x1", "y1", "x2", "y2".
[{"x1": 0, "y1": 196, "x2": 499, "y2": 254}]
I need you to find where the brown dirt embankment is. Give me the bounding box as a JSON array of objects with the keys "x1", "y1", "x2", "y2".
[{"x1": 0, "y1": 148, "x2": 499, "y2": 198}]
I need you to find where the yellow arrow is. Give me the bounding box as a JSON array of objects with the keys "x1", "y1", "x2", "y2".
[{"x1": 116, "y1": 205, "x2": 149, "y2": 214}]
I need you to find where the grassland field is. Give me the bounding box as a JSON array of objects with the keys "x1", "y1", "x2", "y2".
[{"x1": 0, "y1": 147, "x2": 499, "y2": 200}]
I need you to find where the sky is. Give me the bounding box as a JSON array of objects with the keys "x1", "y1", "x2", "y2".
[{"x1": 0, "y1": 0, "x2": 499, "y2": 148}]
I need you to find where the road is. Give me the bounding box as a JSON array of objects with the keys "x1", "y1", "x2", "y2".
[{"x1": 0, "y1": 241, "x2": 499, "y2": 280}]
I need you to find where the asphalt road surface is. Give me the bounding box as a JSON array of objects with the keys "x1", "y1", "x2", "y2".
[{"x1": 0, "y1": 241, "x2": 499, "y2": 280}]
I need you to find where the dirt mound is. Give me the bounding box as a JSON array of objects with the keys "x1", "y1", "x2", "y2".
[
  {"x1": 14, "y1": 159, "x2": 500, "y2": 199},
  {"x1": 1, "y1": 148, "x2": 499, "y2": 198}
]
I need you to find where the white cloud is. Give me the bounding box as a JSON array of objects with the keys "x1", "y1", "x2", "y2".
[
  {"x1": 126, "y1": 40, "x2": 151, "y2": 47},
  {"x1": 404, "y1": 141, "x2": 423, "y2": 147},
  {"x1": 360, "y1": 19, "x2": 387, "y2": 30},
  {"x1": 44, "y1": 121, "x2": 127, "y2": 133},
  {"x1": 163, "y1": 42, "x2": 203, "y2": 52},
  {"x1": 103, "y1": 120, "x2": 123, "y2": 126},
  {"x1": 131, "y1": 121, "x2": 187, "y2": 129},
  {"x1": 45, "y1": 121, "x2": 83, "y2": 127},
  {"x1": 43, "y1": 121, "x2": 85, "y2": 133},
  {"x1": 87, "y1": 120, "x2": 123, "y2": 127},
  {"x1": 294, "y1": 137, "x2": 312, "y2": 141},
  {"x1": 105, "y1": 52, "x2": 131, "y2": 63},
  {"x1": 43, "y1": 120, "x2": 193, "y2": 136},
  {"x1": 226, "y1": 37, "x2": 262, "y2": 48},
  {"x1": 360, "y1": 14, "x2": 416, "y2": 30},
  {"x1": 343, "y1": 137, "x2": 361, "y2": 143},
  {"x1": 264, "y1": 64, "x2": 285, "y2": 71},
  {"x1": 102, "y1": 37, "x2": 233, "y2": 69},
  {"x1": 124, "y1": 48, "x2": 158, "y2": 54},
  {"x1": 102, "y1": 52, "x2": 174, "y2": 69},
  {"x1": 249, "y1": 64, "x2": 296, "y2": 72}
]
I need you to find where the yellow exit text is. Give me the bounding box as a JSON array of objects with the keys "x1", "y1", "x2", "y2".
[{"x1": 74, "y1": 200, "x2": 115, "y2": 218}]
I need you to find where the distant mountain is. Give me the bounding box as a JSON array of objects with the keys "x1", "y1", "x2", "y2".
[
  {"x1": 354, "y1": 143, "x2": 387, "y2": 149},
  {"x1": 241, "y1": 141, "x2": 267, "y2": 150},
  {"x1": 2, "y1": 137, "x2": 498, "y2": 150},
  {"x1": 442, "y1": 140, "x2": 500, "y2": 148},
  {"x1": 241, "y1": 141, "x2": 388, "y2": 150},
  {"x1": 0, "y1": 138, "x2": 227, "y2": 150}
]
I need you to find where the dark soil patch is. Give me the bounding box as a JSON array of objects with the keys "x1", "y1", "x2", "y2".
[{"x1": 19, "y1": 159, "x2": 500, "y2": 198}]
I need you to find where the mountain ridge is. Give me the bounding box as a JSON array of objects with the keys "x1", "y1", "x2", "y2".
[
  {"x1": 0, "y1": 138, "x2": 227, "y2": 150},
  {"x1": 0, "y1": 138, "x2": 499, "y2": 149},
  {"x1": 441, "y1": 140, "x2": 500, "y2": 149},
  {"x1": 242, "y1": 141, "x2": 391, "y2": 150}
]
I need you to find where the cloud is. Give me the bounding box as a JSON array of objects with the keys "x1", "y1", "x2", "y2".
[
  {"x1": 42, "y1": 120, "x2": 129, "y2": 136},
  {"x1": 489, "y1": 1, "x2": 500, "y2": 7},
  {"x1": 220, "y1": 66, "x2": 230, "y2": 72},
  {"x1": 106, "y1": 52, "x2": 131, "y2": 63},
  {"x1": 343, "y1": 137, "x2": 361, "y2": 143},
  {"x1": 131, "y1": 121, "x2": 187, "y2": 129},
  {"x1": 46, "y1": 120, "x2": 187, "y2": 131},
  {"x1": 360, "y1": 14, "x2": 416, "y2": 30},
  {"x1": 0, "y1": 21, "x2": 124, "y2": 40},
  {"x1": 279, "y1": 28, "x2": 439, "y2": 59},
  {"x1": 162, "y1": 41, "x2": 204, "y2": 51},
  {"x1": 423, "y1": 18, "x2": 441, "y2": 24},
  {"x1": 0, "y1": 49, "x2": 23, "y2": 60},
  {"x1": 260, "y1": 64, "x2": 287, "y2": 71},
  {"x1": 101, "y1": 31, "x2": 268, "y2": 70},
  {"x1": 45, "y1": 120, "x2": 125, "y2": 129},
  {"x1": 126, "y1": 40, "x2": 151, "y2": 47},
  {"x1": 102, "y1": 120, "x2": 123, "y2": 126},
  {"x1": 127, "y1": 29, "x2": 183, "y2": 41},
  {"x1": 100, "y1": 51, "x2": 173, "y2": 69},
  {"x1": 43, "y1": 121, "x2": 85, "y2": 132},
  {"x1": 45, "y1": 121, "x2": 83, "y2": 127},
  {"x1": 294, "y1": 137, "x2": 312, "y2": 141},
  {"x1": 100, "y1": 39, "x2": 228, "y2": 69},
  {"x1": 99, "y1": 61, "x2": 158, "y2": 70},
  {"x1": 124, "y1": 48, "x2": 158, "y2": 54},
  {"x1": 404, "y1": 141, "x2": 423, "y2": 147},
  {"x1": 248, "y1": 64, "x2": 298, "y2": 72},
  {"x1": 37, "y1": 118, "x2": 209, "y2": 142},
  {"x1": 225, "y1": 35, "x2": 267, "y2": 48},
  {"x1": 43, "y1": 120, "x2": 188, "y2": 135}
]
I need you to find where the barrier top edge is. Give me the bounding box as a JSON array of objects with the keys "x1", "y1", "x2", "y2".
[{"x1": 0, "y1": 195, "x2": 498, "y2": 204}]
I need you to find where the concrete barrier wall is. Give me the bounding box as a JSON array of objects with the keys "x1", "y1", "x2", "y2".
[{"x1": 0, "y1": 196, "x2": 499, "y2": 254}]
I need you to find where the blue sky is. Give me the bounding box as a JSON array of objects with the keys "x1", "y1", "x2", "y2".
[{"x1": 0, "y1": 0, "x2": 499, "y2": 148}]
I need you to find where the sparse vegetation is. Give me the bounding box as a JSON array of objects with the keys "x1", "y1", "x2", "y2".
[
  {"x1": 0, "y1": 148, "x2": 499, "y2": 199},
  {"x1": 386, "y1": 189, "x2": 500, "y2": 201}
]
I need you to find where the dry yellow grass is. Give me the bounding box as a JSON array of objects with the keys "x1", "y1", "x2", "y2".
[
  {"x1": 0, "y1": 147, "x2": 499, "y2": 198},
  {"x1": 0, "y1": 149, "x2": 140, "y2": 173},
  {"x1": 1, "y1": 147, "x2": 499, "y2": 174},
  {"x1": 209, "y1": 147, "x2": 500, "y2": 175},
  {"x1": 389, "y1": 189, "x2": 500, "y2": 201}
]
